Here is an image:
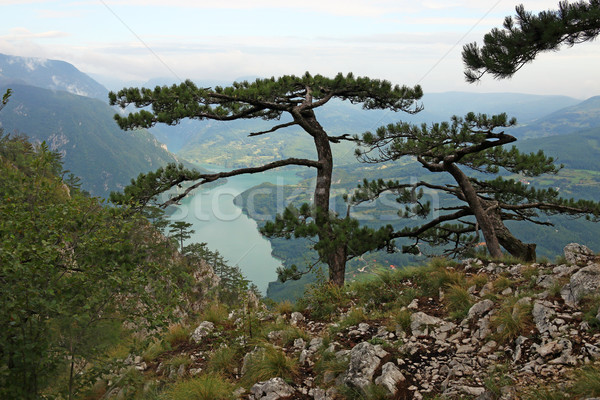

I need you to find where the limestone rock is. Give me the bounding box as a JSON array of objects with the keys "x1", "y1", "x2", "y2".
[
  {"x1": 250, "y1": 377, "x2": 295, "y2": 400},
  {"x1": 342, "y1": 342, "x2": 388, "y2": 391},
  {"x1": 561, "y1": 264, "x2": 600, "y2": 306},
  {"x1": 564, "y1": 243, "x2": 595, "y2": 265},
  {"x1": 532, "y1": 301, "x2": 556, "y2": 336},
  {"x1": 375, "y1": 362, "x2": 405, "y2": 394},
  {"x1": 190, "y1": 321, "x2": 215, "y2": 344},
  {"x1": 468, "y1": 300, "x2": 494, "y2": 320},
  {"x1": 290, "y1": 312, "x2": 305, "y2": 326},
  {"x1": 411, "y1": 312, "x2": 445, "y2": 337}
]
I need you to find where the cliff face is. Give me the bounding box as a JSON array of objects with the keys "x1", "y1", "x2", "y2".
[{"x1": 100, "y1": 243, "x2": 600, "y2": 400}]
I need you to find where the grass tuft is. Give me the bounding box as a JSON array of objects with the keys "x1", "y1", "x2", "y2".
[
  {"x1": 241, "y1": 346, "x2": 299, "y2": 387},
  {"x1": 163, "y1": 373, "x2": 234, "y2": 400}
]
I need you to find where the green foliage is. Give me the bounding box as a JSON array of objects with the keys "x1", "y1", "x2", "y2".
[
  {"x1": 298, "y1": 279, "x2": 350, "y2": 321},
  {"x1": 445, "y1": 283, "x2": 474, "y2": 321},
  {"x1": 162, "y1": 373, "x2": 235, "y2": 400},
  {"x1": 492, "y1": 296, "x2": 534, "y2": 344},
  {"x1": 355, "y1": 111, "x2": 600, "y2": 261},
  {"x1": 463, "y1": 1, "x2": 600, "y2": 82},
  {"x1": 314, "y1": 349, "x2": 350, "y2": 386},
  {"x1": 164, "y1": 324, "x2": 191, "y2": 349},
  {"x1": 169, "y1": 221, "x2": 195, "y2": 252},
  {"x1": 208, "y1": 346, "x2": 243, "y2": 377},
  {"x1": 0, "y1": 135, "x2": 193, "y2": 399},
  {"x1": 570, "y1": 365, "x2": 600, "y2": 397},
  {"x1": 200, "y1": 303, "x2": 230, "y2": 326},
  {"x1": 338, "y1": 383, "x2": 392, "y2": 399},
  {"x1": 241, "y1": 346, "x2": 299, "y2": 387},
  {"x1": 393, "y1": 309, "x2": 413, "y2": 335}
]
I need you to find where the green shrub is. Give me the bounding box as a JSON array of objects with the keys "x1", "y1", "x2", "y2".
[
  {"x1": 143, "y1": 340, "x2": 167, "y2": 362},
  {"x1": 163, "y1": 373, "x2": 234, "y2": 400},
  {"x1": 275, "y1": 300, "x2": 293, "y2": 315},
  {"x1": 298, "y1": 281, "x2": 349, "y2": 321},
  {"x1": 337, "y1": 383, "x2": 391, "y2": 399}
]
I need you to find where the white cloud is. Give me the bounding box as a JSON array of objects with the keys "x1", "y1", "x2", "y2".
[{"x1": 1, "y1": 27, "x2": 70, "y2": 40}]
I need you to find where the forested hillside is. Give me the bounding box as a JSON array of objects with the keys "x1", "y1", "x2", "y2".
[{"x1": 0, "y1": 84, "x2": 183, "y2": 196}]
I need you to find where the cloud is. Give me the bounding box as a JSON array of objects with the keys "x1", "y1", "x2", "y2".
[{"x1": 1, "y1": 27, "x2": 70, "y2": 40}]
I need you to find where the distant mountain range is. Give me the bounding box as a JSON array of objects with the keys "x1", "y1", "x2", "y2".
[
  {"x1": 0, "y1": 54, "x2": 108, "y2": 101},
  {"x1": 0, "y1": 53, "x2": 183, "y2": 197}
]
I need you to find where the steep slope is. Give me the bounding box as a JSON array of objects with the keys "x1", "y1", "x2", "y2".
[
  {"x1": 0, "y1": 53, "x2": 109, "y2": 101},
  {"x1": 510, "y1": 96, "x2": 600, "y2": 139},
  {"x1": 0, "y1": 84, "x2": 182, "y2": 196}
]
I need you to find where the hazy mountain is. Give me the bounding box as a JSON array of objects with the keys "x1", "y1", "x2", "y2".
[
  {"x1": 0, "y1": 53, "x2": 109, "y2": 101},
  {"x1": 510, "y1": 96, "x2": 600, "y2": 139},
  {"x1": 0, "y1": 84, "x2": 182, "y2": 197}
]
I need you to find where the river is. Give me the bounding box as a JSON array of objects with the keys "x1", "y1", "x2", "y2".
[{"x1": 166, "y1": 166, "x2": 304, "y2": 294}]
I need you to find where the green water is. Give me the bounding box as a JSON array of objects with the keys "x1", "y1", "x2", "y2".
[{"x1": 166, "y1": 166, "x2": 304, "y2": 293}]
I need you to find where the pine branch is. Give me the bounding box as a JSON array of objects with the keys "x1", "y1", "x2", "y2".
[
  {"x1": 161, "y1": 158, "x2": 321, "y2": 207},
  {"x1": 248, "y1": 121, "x2": 298, "y2": 137}
]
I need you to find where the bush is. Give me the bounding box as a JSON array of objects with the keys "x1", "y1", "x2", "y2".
[
  {"x1": 163, "y1": 373, "x2": 234, "y2": 400},
  {"x1": 298, "y1": 281, "x2": 349, "y2": 321}
]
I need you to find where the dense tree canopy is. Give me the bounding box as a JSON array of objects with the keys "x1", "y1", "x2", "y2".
[
  {"x1": 0, "y1": 130, "x2": 196, "y2": 399},
  {"x1": 110, "y1": 72, "x2": 423, "y2": 285},
  {"x1": 463, "y1": 0, "x2": 600, "y2": 82},
  {"x1": 354, "y1": 112, "x2": 600, "y2": 261}
]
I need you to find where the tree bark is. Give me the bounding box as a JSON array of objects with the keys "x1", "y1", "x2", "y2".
[
  {"x1": 299, "y1": 108, "x2": 348, "y2": 286},
  {"x1": 484, "y1": 202, "x2": 537, "y2": 261},
  {"x1": 445, "y1": 163, "x2": 504, "y2": 259}
]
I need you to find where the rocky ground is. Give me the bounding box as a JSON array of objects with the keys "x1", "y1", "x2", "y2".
[{"x1": 105, "y1": 243, "x2": 600, "y2": 399}]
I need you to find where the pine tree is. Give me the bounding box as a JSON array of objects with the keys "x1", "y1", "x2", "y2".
[
  {"x1": 169, "y1": 220, "x2": 195, "y2": 252},
  {"x1": 463, "y1": 1, "x2": 600, "y2": 82},
  {"x1": 354, "y1": 112, "x2": 600, "y2": 261},
  {"x1": 109, "y1": 72, "x2": 423, "y2": 285}
]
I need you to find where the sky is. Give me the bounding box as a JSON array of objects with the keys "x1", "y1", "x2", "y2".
[{"x1": 0, "y1": 0, "x2": 598, "y2": 98}]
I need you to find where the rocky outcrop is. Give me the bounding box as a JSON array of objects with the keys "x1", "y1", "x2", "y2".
[{"x1": 250, "y1": 377, "x2": 295, "y2": 400}]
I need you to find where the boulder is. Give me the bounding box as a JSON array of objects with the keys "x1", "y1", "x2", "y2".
[
  {"x1": 561, "y1": 264, "x2": 600, "y2": 306},
  {"x1": 375, "y1": 362, "x2": 405, "y2": 394},
  {"x1": 290, "y1": 312, "x2": 305, "y2": 326},
  {"x1": 564, "y1": 243, "x2": 595, "y2": 265},
  {"x1": 532, "y1": 301, "x2": 557, "y2": 336},
  {"x1": 250, "y1": 377, "x2": 295, "y2": 400},
  {"x1": 467, "y1": 300, "x2": 494, "y2": 320},
  {"x1": 342, "y1": 342, "x2": 388, "y2": 391},
  {"x1": 190, "y1": 321, "x2": 215, "y2": 344}
]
